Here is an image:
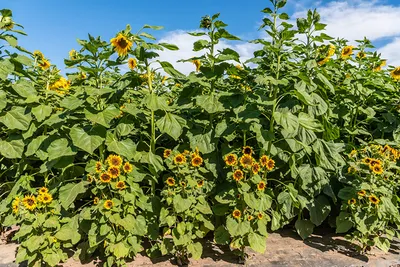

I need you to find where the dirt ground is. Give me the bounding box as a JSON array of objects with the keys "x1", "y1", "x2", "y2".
[{"x1": 1, "y1": 229, "x2": 399, "y2": 267}]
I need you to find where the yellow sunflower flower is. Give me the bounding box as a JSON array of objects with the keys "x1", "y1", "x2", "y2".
[
  {"x1": 357, "y1": 190, "x2": 366, "y2": 197},
  {"x1": 233, "y1": 169, "x2": 244, "y2": 181},
  {"x1": 100, "y1": 173, "x2": 112, "y2": 183},
  {"x1": 224, "y1": 154, "x2": 238, "y2": 166},
  {"x1": 108, "y1": 166, "x2": 120, "y2": 179},
  {"x1": 242, "y1": 146, "x2": 253, "y2": 155},
  {"x1": 390, "y1": 67, "x2": 400, "y2": 80},
  {"x1": 93, "y1": 197, "x2": 99, "y2": 205},
  {"x1": 33, "y1": 50, "x2": 44, "y2": 59},
  {"x1": 128, "y1": 58, "x2": 137, "y2": 70},
  {"x1": 257, "y1": 212, "x2": 264, "y2": 220},
  {"x1": 192, "y1": 59, "x2": 201, "y2": 72},
  {"x1": 104, "y1": 200, "x2": 114, "y2": 210},
  {"x1": 266, "y1": 159, "x2": 275, "y2": 171},
  {"x1": 372, "y1": 165, "x2": 383, "y2": 175},
  {"x1": 69, "y1": 49, "x2": 77, "y2": 60},
  {"x1": 39, "y1": 58, "x2": 51, "y2": 70},
  {"x1": 163, "y1": 149, "x2": 172, "y2": 158},
  {"x1": 95, "y1": 161, "x2": 102, "y2": 173},
  {"x1": 347, "y1": 166, "x2": 356, "y2": 174},
  {"x1": 373, "y1": 60, "x2": 386, "y2": 72},
  {"x1": 38, "y1": 187, "x2": 48, "y2": 194},
  {"x1": 191, "y1": 156, "x2": 203, "y2": 167},
  {"x1": 40, "y1": 193, "x2": 53, "y2": 204},
  {"x1": 356, "y1": 51, "x2": 366, "y2": 59},
  {"x1": 22, "y1": 195, "x2": 36, "y2": 211},
  {"x1": 369, "y1": 195, "x2": 380, "y2": 205},
  {"x1": 197, "y1": 180, "x2": 204, "y2": 188},
  {"x1": 232, "y1": 209, "x2": 241, "y2": 219},
  {"x1": 247, "y1": 215, "x2": 254, "y2": 221},
  {"x1": 239, "y1": 154, "x2": 253, "y2": 168},
  {"x1": 257, "y1": 181, "x2": 266, "y2": 191},
  {"x1": 180, "y1": 181, "x2": 186, "y2": 187},
  {"x1": 260, "y1": 155, "x2": 269, "y2": 167},
  {"x1": 110, "y1": 33, "x2": 132, "y2": 57},
  {"x1": 348, "y1": 198, "x2": 356, "y2": 205},
  {"x1": 116, "y1": 181, "x2": 126, "y2": 190},
  {"x1": 362, "y1": 157, "x2": 372, "y2": 165},
  {"x1": 123, "y1": 162, "x2": 133, "y2": 173},
  {"x1": 166, "y1": 177, "x2": 175, "y2": 186},
  {"x1": 341, "y1": 46, "x2": 354, "y2": 59},
  {"x1": 252, "y1": 163, "x2": 260, "y2": 175},
  {"x1": 87, "y1": 174, "x2": 93, "y2": 182},
  {"x1": 173, "y1": 154, "x2": 186, "y2": 165},
  {"x1": 107, "y1": 154, "x2": 123, "y2": 168}
]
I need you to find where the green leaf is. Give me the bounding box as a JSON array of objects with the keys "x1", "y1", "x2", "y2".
[
  {"x1": 32, "y1": 104, "x2": 52, "y2": 122},
  {"x1": 156, "y1": 112, "x2": 186, "y2": 140},
  {"x1": 316, "y1": 72, "x2": 334, "y2": 94},
  {"x1": 47, "y1": 138, "x2": 76, "y2": 160},
  {"x1": 58, "y1": 181, "x2": 87, "y2": 209},
  {"x1": 274, "y1": 110, "x2": 299, "y2": 133},
  {"x1": 106, "y1": 135, "x2": 137, "y2": 160},
  {"x1": 26, "y1": 235, "x2": 45, "y2": 252},
  {"x1": 248, "y1": 232, "x2": 267, "y2": 253},
  {"x1": 70, "y1": 127, "x2": 103, "y2": 154},
  {"x1": 0, "y1": 59, "x2": 14, "y2": 80},
  {"x1": 159, "y1": 43, "x2": 179, "y2": 50},
  {"x1": 336, "y1": 212, "x2": 353, "y2": 233},
  {"x1": 187, "y1": 242, "x2": 202, "y2": 260},
  {"x1": 298, "y1": 112, "x2": 323, "y2": 132},
  {"x1": 140, "y1": 151, "x2": 164, "y2": 173},
  {"x1": 60, "y1": 96, "x2": 84, "y2": 110},
  {"x1": 158, "y1": 61, "x2": 184, "y2": 78},
  {"x1": 188, "y1": 130, "x2": 215, "y2": 154},
  {"x1": 84, "y1": 106, "x2": 120, "y2": 128},
  {"x1": 214, "y1": 226, "x2": 230, "y2": 245},
  {"x1": 0, "y1": 107, "x2": 32, "y2": 130},
  {"x1": 295, "y1": 219, "x2": 314, "y2": 240},
  {"x1": 0, "y1": 139, "x2": 24, "y2": 159},
  {"x1": 12, "y1": 79, "x2": 37, "y2": 98},
  {"x1": 26, "y1": 135, "x2": 47, "y2": 156},
  {"x1": 308, "y1": 195, "x2": 331, "y2": 226},
  {"x1": 43, "y1": 252, "x2": 60, "y2": 266},
  {"x1": 112, "y1": 242, "x2": 130, "y2": 259},
  {"x1": 196, "y1": 94, "x2": 225, "y2": 114},
  {"x1": 143, "y1": 94, "x2": 170, "y2": 111},
  {"x1": 173, "y1": 195, "x2": 192, "y2": 213}
]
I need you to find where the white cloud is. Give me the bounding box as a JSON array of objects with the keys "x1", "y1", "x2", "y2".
[
  {"x1": 379, "y1": 37, "x2": 400, "y2": 66},
  {"x1": 155, "y1": 30, "x2": 260, "y2": 74}
]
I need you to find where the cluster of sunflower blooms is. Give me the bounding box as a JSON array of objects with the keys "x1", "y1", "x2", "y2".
[
  {"x1": 163, "y1": 148, "x2": 205, "y2": 190},
  {"x1": 49, "y1": 76, "x2": 71, "y2": 95},
  {"x1": 224, "y1": 146, "x2": 275, "y2": 220},
  {"x1": 88, "y1": 154, "x2": 133, "y2": 210},
  {"x1": 345, "y1": 144, "x2": 400, "y2": 207},
  {"x1": 11, "y1": 187, "x2": 53, "y2": 214},
  {"x1": 33, "y1": 50, "x2": 51, "y2": 70}
]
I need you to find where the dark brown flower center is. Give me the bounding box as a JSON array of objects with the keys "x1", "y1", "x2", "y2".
[{"x1": 117, "y1": 38, "x2": 128, "y2": 48}]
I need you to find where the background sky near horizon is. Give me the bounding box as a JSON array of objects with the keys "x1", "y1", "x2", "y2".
[{"x1": 4, "y1": 0, "x2": 400, "y2": 74}]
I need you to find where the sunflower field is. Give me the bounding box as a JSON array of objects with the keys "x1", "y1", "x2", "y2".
[{"x1": 1, "y1": 0, "x2": 400, "y2": 266}]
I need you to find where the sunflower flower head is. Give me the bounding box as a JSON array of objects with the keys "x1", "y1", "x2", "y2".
[
  {"x1": 191, "y1": 156, "x2": 203, "y2": 167},
  {"x1": 192, "y1": 59, "x2": 201, "y2": 72},
  {"x1": 173, "y1": 154, "x2": 186, "y2": 165},
  {"x1": 252, "y1": 163, "x2": 260, "y2": 175},
  {"x1": 69, "y1": 49, "x2": 77, "y2": 60},
  {"x1": 38, "y1": 187, "x2": 48, "y2": 194},
  {"x1": 372, "y1": 165, "x2": 383, "y2": 175},
  {"x1": 357, "y1": 190, "x2": 366, "y2": 197},
  {"x1": 233, "y1": 169, "x2": 244, "y2": 181},
  {"x1": 94, "y1": 197, "x2": 99, "y2": 205},
  {"x1": 257, "y1": 212, "x2": 264, "y2": 220},
  {"x1": 22, "y1": 195, "x2": 36, "y2": 211},
  {"x1": 95, "y1": 161, "x2": 102, "y2": 173},
  {"x1": 369, "y1": 195, "x2": 380, "y2": 205},
  {"x1": 260, "y1": 155, "x2": 269, "y2": 167},
  {"x1": 110, "y1": 33, "x2": 133, "y2": 57},
  {"x1": 242, "y1": 146, "x2": 253, "y2": 155},
  {"x1": 163, "y1": 149, "x2": 172, "y2": 158},
  {"x1": 116, "y1": 181, "x2": 126, "y2": 190},
  {"x1": 39, "y1": 58, "x2": 51, "y2": 70},
  {"x1": 341, "y1": 45, "x2": 354, "y2": 59},
  {"x1": 240, "y1": 154, "x2": 253, "y2": 168},
  {"x1": 266, "y1": 159, "x2": 275, "y2": 171},
  {"x1": 166, "y1": 177, "x2": 175, "y2": 186},
  {"x1": 224, "y1": 154, "x2": 238, "y2": 166},
  {"x1": 247, "y1": 215, "x2": 254, "y2": 221},
  {"x1": 390, "y1": 67, "x2": 400, "y2": 80},
  {"x1": 100, "y1": 173, "x2": 112, "y2": 183},
  {"x1": 357, "y1": 51, "x2": 366, "y2": 59},
  {"x1": 232, "y1": 209, "x2": 241, "y2": 219},
  {"x1": 108, "y1": 166, "x2": 120, "y2": 179},
  {"x1": 348, "y1": 198, "x2": 356, "y2": 205},
  {"x1": 257, "y1": 181, "x2": 266, "y2": 191},
  {"x1": 107, "y1": 154, "x2": 123, "y2": 168},
  {"x1": 40, "y1": 193, "x2": 53, "y2": 204},
  {"x1": 128, "y1": 58, "x2": 137, "y2": 70},
  {"x1": 347, "y1": 166, "x2": 356, "y2": 174},
  {"x1": 197, "y1": 180, "x2": 204, "y2": 188},
  {"x1": 123, "y1": 162, "x2": 133, "y2": 173},
  {"x1": 104, "y1": 200, "x2": 114, "y2": 210},
  {"x1": 33, "y1": 50, "x2": 44, "y2": 59}
]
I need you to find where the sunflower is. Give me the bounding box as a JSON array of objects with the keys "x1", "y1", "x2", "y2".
[
  {"x1": 224, "y1": 154, "x2": 238, "y2": 166},
  {"x1": 93, "y1": 197, "x2": 99, "y2": 205},
  {"x1": 252, "y1": 163, "x2": 260, "y2": 175},
  {"x1": 239, "y1": 154, "x2": 253, "y2": 168},
  {"x1": 348, "y1": 149, "x2": 357, "y2": 158},
  {"x1": 257, "y1": 212, "x2": 264, "y2": 220},
  {"x1": 95, "y1": 161, "x2": 102, "y2": 173},
  {"x1": 80, "y1": 72, "x2": 87, "y2": 79},
  {"x1": 180, "y1": 181, "x2": 186, "y2": 187},
  {"x1": 104, "y1": 200, "x2": 114, "y2": 210},
  {"x1": 108, "y1": 166, "x2": 120, "y2": 179},
  {"x1": 173, "y1": 154, "x2": 186, "y2": 165},
  {"x1": 38, "y1": 187, "x2": 48, "y2": 194},
  {"x1": 128, "y1": 58, "x2": 137, "y2": 70},
  {"x1": 257, "y1": 181, "x2": 266, "y2": 191},
  {"x1": 372, "y1": 165, "x2": 383, "y2": 175},
  {"x1": 369, "y1": 159, "x2": 381, "y2": 167},
  {"x1": 242, "y1": 146, "x2": 253, "y2": 155},
  {"x1": 100, "y1": 173, "x2": 112, "y2": 183},
  {"x1": 110, "y1": 33, "x2": 132, "y2": 57},
  {"x1": 266, "y1": 159, "x2": 275, "y2": 171},
  {"x1": 166, "y1": 177, "x2": 175, "y2": 186},
  {"x1": 390, "y1": 67, "x2": 400, "y2": 80},
  {"x1": 197, "y1": 180, "x2": 204, "y2": 188},
  {"x1": 356, "y1": 51, "x2": 366, "y2": 59},
  {"x1": 357, "y1": 190, "x2": 366, "y2": 197},
  {"x1": 260, "y1": 155, "x2": 269, "y2": 167},
  {"x1": 162, "y1": 76, "x2": 168, "y2": 84},
  {"x1": 192, "y1": 59, "x2": 201, "y2": 72},
  {"x1": 116, "y1": 181, "x2": 126, "y2": 190},
  {"x1": 123, "y1": 162, "x2": 133, "y2": 173},
  {"x1": 22, "y1": 195, "x2": 36, "y2": 211},
  {"x1": 369, "y1": 195, "x2": 380, "y2": 205},
  {"x1": 33, "y1": 50, "x2": 44, "y2": 59},
  {"x1": 341, "y1": 46, "x2": 354, "y2": 58},
  {"x1": 87, "y1": 174, "x2": 93, "y2": 182},
  {"x1": 12, "y1": 203, "x2": 18, "y2": 214},
  {"x1": 247, "y1": 215, "x2": 254, "y2": 221},
  {"x1": 233, "y1": 169, "x2": 244, "y2": 181},
  {"x1": 107, "y1": 154, "x2": 123, "y2": 168},
  {"x1": 232, "y1": 209, "x2": 241, "y2": 219},
  {"x1": 373, "y1": 60, "x2": 386, "y2": 72},
  {"x1": 347, "y1": 166, "x2": 356, "y2": 174},
  {"x1": 163, "y1": 149, "x2": 172, "y2": 158},
  {"x1": 362, "y1": 157, "x2": 372, "y2": 165},
  {"x1": 348, "y1": 198, "x2": 356, "y2": 205},
  {"x1": 39, "y1": 59, "x2": 51, "y2": 70},
  {"x1": 40, "y1": 193, "x2": 53, "y2": 204},
  {"x1": 191, "y1": 156, "x2": 203, "y2": 167},
  {"x1": 69, "y1": 49, "x2": 77, "y2": 60}
]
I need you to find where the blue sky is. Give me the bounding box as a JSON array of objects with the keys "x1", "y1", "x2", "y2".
[{"x1": 4, "y1": 0, "x2": 400, "y2": 72}]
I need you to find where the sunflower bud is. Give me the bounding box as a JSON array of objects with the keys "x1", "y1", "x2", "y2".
[{"x1": 200, "y1": 16, "x2": 212, "y2": 29}]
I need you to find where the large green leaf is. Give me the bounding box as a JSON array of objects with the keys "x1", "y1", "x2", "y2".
[
  {"x1": 0, "y1": 107, "x2": 32, "y2": 131},
  {"x1": 58, "y1": 181, "x2": 87, "y2": 209},
  {"x1": 173, "y1": 195, "x2": 192, "y2": 213},
  {"x1": 106, "y1": 134, "x2": 137, "y2": 160},
  {"x1": 336, "y1": 212, "x2": 353, "y2": 233},
  {"x1": 143, "y1": 94, "x2": 170, "y2": 111},
  {"x1": 70, "y1": 127, "x2": 103, "y2": 154},
  {"x1": 112, "y1": 242, "x2": 130, "y2": 259},
  {"x1": 0, "y1": 139, "x2": 24, "y2": 159},
  {"x1": 84, "y1": 106, "x2": 120, "y2": 128},
  {"x1": 32, "y1": 104, "x2": 52, "y2": 122},
  {"x1": 196, "y1": 94, "x2": 225, "y2": 113},
  {"x1": 12, "y1": 79, "x2": 36, "y2": 98},
  {"x1": 0, "y1": 59, "x2": 14, "y2": 80},
  {"x1": 188, "y1": 130, "x2": 215, "y2": 154},
  {"x1": 308, "y1": 194, "x2": 331, "y2": 226},
  {"x1": 248, "y1": 232, "x2": 267, "y2": 253},
  {"x1": 0, "y1": 90, "x2": 7, "y2": 112},
  {"x1": 25, "y1": 135, "x2": 47, "y2": 156},
  {"x1": 187, "y1": 242, "x2": 202, "y2": 260},
  {"x1": 295, "y1": 219, "x2": 314, "y2": 240},
  {"x1": 47, "y1": 138, "x2": 76, "y2": 160},
  {"x1": 156, "y1": 112, "x2": 186, "y2": 140},
  {"x1": 274, "y1": 110, "x2": 299, "y2": 134}
]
